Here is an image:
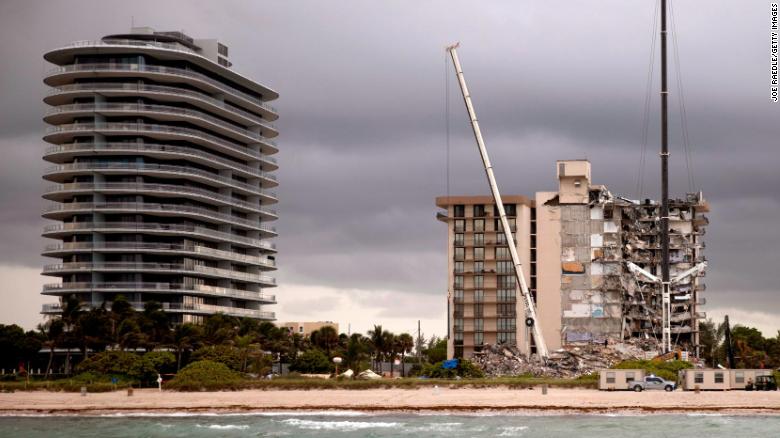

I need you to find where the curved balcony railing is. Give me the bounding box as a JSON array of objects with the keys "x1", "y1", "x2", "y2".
[
  {"x1": 44, "y1": 241, "x2": 275, "y2": 267},
  {"x1": 43, "y1": 242, "x2": 276, "y2": 268},
  {"x1": 43, "y1": 222, "x2": 276, "y2": 249},
  {"x1": 42, "y1": 300, "x2": 275, "y2": 319},
  {"x1": 45, "y1": 182, "x2": 278, "y2": 215},
  {"x1": 45, "y1": 123, "x2": 276, "y2": 157},
  {"x1": 43, "y1": 262, "x2": 277, "y2": 285},
  {"x1": 45, "y1": 142, "x2": 277, "y2": 173},
  {"x1": 42, "y1": 282, "x2": 276, "y2": 303},
  {"x1": 46, "y1": 62, "x2": 277, "y2": 114},
  {"x1": 46, "y1": 103, "x2": 272, "y2": 143},
  {"x1": 45, "y1": 162, "x2": 277, "y2": 195},
  {"x1": 43, "y1": 202, "x2": 277, "y2": 232},
  {"x1": 47, "y1": 83, "x2": 276, "y2": 133}
]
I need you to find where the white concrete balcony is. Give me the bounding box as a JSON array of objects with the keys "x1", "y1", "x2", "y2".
[
  {"x1": 44, "y1": 122, "x2": 276, "y2": 158},
  {"x1": 44, "y1": 62, "x2": 277, "y2": 118},
  {"x1": 44, "y1": 183, "x2": 277, "y2": 218},
  {"x1": 45, "y1": 83, "x2": 277, "y2": 136},
  {"x1": 43, "y1": 242, "x2": 275, "y2": 268},
  {"x1": 43, "y1": 222, "x2": 276, "y2": 250},
  {"x1": 42, "y1": 300, "x2": 275, "y2": 319},
  {"x1": 42, "y1": 262, "x2": 277, "y2": 286},
  {"x1": 44, "y1": 161, "x2": 277, "y2": 195},
  {"x1": 44, "y1": 142, "x2": 277, "y2": 175},
  {"x1": 44, "y1": 182, "x2": 278, "y2": 215},
  {"x1": 43, "y1": 202, "x2": 277, "y2": 233},
  {"x1": 45, "y1": 103, "x2": 275, "y2": 144},
  {"x1": 41, "y1": 282, "x2": 276, "y2": 303}
]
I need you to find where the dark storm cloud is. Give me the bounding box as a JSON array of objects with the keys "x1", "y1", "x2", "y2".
[{"x1": 0, "y1": 0, "x2": 777, "y2": 323}]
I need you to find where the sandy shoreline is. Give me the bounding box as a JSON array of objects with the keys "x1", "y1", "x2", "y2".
[{"x1": 1, "y1": 388, "x2": 780, "y2": 416}]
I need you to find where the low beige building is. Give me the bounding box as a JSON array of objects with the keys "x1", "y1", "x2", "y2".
[
  {"x1": 281, "y1": 321, "x2": 339, "y2": 337},
  {"x1": 437, "y1": 160, "x2": 708, "y2": 359},
  {"x1": 599, "y1": 369, "x2": 645, "y2": 391}
]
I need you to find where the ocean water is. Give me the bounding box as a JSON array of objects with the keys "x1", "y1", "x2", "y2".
[{"x1": 1, "y1": 412, "x2": 779, "y2": 437}]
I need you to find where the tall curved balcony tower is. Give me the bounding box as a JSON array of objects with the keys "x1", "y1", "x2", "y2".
[{"x1": 41, "y1": 27, "x2": 279, "y2": 323}]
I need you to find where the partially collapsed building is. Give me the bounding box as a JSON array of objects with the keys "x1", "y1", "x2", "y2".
[{"x1": 437, "y1": 159, "x2": 708, "y2": 359}]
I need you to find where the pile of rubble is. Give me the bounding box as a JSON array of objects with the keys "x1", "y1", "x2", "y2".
[{"x1": 471, "y1": 338, "x2": 659, "y2": 378}]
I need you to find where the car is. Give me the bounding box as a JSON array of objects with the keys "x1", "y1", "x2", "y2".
[
  {"x1": 746, "y1": 375, "x2": 778, "y2": 391},
  {"x1": 631, "y1": 374, "x2": 676, "y2": 392}
]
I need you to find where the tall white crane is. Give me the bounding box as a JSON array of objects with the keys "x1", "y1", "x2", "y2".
[{"x1": 446, "y1": 43, "x2": 549, "y2": 360}]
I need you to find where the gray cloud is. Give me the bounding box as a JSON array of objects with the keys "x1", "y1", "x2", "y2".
[{"x1": 0, "y1": 0, "x2": 778, "y2": 330}]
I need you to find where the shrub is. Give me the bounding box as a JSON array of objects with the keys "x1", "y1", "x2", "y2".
[
  {"x1": 166, "y1": 360, "x2": 242, "y2": 391},
  {"x1": 420, "y1": 359, "x2": 484, "y2": 379},
  {"x1": 191, "y1": 345, "x2": 243, "y2": 371},
  {"x1": 144, "y1": 351, "x2": 176, "y2": 374},
  {"x1": 76, "y1": 351, "x2": 156, "y2": 383},
  {"x1": 289, "y1": 350, "x2": 331, "y2": 374}
]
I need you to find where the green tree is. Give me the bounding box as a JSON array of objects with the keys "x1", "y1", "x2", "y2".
[
  {"x1": 426, "y1": 337, "x2": 448, "y2": 364},
  {"x1": 171, "y1": 323, "x2": 202, "y2": 371},
  {"x1": 139, "y1": 301, "x2": 171, "y2": 351},
  {"x1": 397, "y1": 333, "x2": 414, "y2": 377},
  {"x1": 368, "y1": 325, "x2": 386, "y2": 372},
  {"x1": 192, "y1": 345, "x2": 243, "y2": 371},
  {"x1": 311, "y1": 326, "x2": 339, "y2": 357},
  {"x1": 289, "y1": 349, "x2": 331, "y2": 373},
  {"x1": 38, "y1": 319, "x2": 65, "y2": 378}
]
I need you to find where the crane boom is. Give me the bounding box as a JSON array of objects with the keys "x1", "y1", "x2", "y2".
[{"x1": 446, "y1": 43, "x2": 549, "y2": 360}]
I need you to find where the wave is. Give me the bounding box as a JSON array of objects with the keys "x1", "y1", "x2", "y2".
[
  {"x1": 280, "y1": 418, "x2": 402, "y2": 431},
  {"x1": 196, "y1": 424, "x2": 250, "y2": 430}
]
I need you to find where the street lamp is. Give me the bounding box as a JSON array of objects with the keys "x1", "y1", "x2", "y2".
[{"x1": 332, "y1": 357, "x2": 342, "y2": 377}]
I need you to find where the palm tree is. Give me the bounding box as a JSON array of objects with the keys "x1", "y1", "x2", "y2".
[
  {"x1": 314, "y1": 326, "x2": 339, "y2": 357},
  {"x1": 397, "y1": 333, "x2": 414, "y2": 377},
  {"x1": 140, "y1": 301, "x2": 171, "y2": 351},
  {"x1": 38, "y1": 319, "x2": 64, "y2": 378},
  {"x1": 235, "y1": 334, "x2": 258, "y2": 372},
  {"x1": 172, "y1": 323, "x2": 202, "y2": 371},
  {"x1": 383, "y1": 332, "x2": 397, "y2": 377},
  {"x1": 368, "y1": 325, "x2": 386, "y2": 372}
]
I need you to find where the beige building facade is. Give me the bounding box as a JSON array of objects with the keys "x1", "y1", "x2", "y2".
[
  {"x1": 437, "y1": 160, "x2": 708, "y2": 359},
  {"x1": 281, "y1": 321, "x2": 339, "y2": 337}
]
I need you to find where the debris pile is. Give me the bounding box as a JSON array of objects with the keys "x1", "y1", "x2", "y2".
[{"x1": 472, "y1": 339, "x2": 659, "y2": 378}]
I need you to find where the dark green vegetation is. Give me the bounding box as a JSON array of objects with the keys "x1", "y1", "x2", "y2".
[
  {"x1": 3, "y1": 304, "x2": 777, "y2": 392},
  {"x1": 0, "y1": 297, "x2": 477, "y2": 391},
  {"x1": 698, "y1": 319, "x2": 780, "y2": 369}
]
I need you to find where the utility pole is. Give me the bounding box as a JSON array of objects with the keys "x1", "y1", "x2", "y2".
[
  {"x1": 417, "y1": 320, "x2": 422, "y2": 364},
  {"x1": 660, "y1": 0, "x2": 672, "y2": 354}
]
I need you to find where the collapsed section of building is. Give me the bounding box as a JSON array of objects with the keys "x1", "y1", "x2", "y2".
[{"x1": 436, "y1": 159, "x2": 708, "y2": 360}]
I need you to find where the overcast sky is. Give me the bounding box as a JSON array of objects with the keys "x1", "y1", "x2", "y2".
[{"x1": 0, "y1": 0, "x2": 778, "y2": 338}]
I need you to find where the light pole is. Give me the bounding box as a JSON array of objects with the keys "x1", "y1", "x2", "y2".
[{"x1": 332, "y1": 357, "x2": 342, "y2": 377}]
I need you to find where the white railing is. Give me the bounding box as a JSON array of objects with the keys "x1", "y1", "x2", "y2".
[
  {"x1": 45, "y1": 122, "x2": 276, "y2": 156},
  {"x1": 47, "y1": 83, "x2": 276, "y2": 131},
  {"x1": 43, "y1": 202, "x2": 277, "y2": 231},
  {"x1": 42, "y1": 282, "x2": 275, "y2": 302},
  {"x1": 42, "y1": 222, "x2": 277, "y2": 247},
  {"x1": 46, "y1": 102, "x2": 271, "y2": 142},
  {"x1": 45, "y1": 162, "x2": 277, "y2": 194},
  {"x1": 45, "y1": 182, "x2": 277, "y2": 214},
  {"x1": 43, "y1": 242, "x2": 276, "y2": 268},
  {"x1": 45, "y1": 142, "x2": 277, "y2": 172},
  {"x1": 43, "y1": 262, "x2": 276, "y2": 285},
  {"x1": 46, "y1": 62, "x2": 277, "y2": 114},
  {"x1": 42, "y1": 299, "x2": 275, "y2": 319}
]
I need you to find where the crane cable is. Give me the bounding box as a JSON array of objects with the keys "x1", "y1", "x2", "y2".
[
  {"x1": 636, "y1": 0, "x2": 659, "y2": 199},
  {"x1": 669, "y1": 0, "x2": 697, "y2": 193}
]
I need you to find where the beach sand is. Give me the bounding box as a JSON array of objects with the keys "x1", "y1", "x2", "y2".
[{"x1": 1, "y1": 387, "x2": 779, "y2": 415}]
